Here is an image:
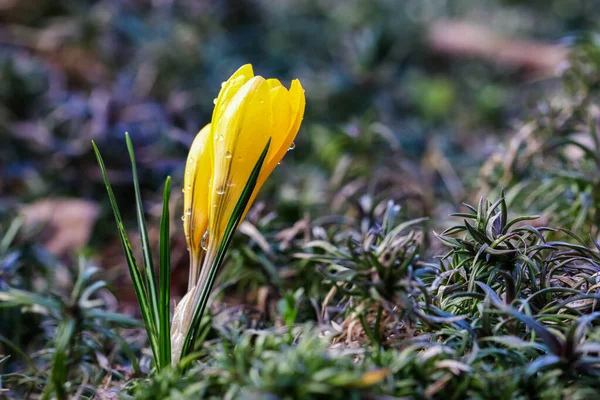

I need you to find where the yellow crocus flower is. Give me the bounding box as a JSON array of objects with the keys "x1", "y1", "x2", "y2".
[
  {"x1": 172, "y1": 64, "x2": 305, "y2": 364},
  {"x1": 204, "y1": 64, "x2": 305, "y2": 272}
]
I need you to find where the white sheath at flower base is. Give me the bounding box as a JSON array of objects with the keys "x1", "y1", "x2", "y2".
[{"x1": 170, "y1": 287, "x2": 196, "y2": 365}]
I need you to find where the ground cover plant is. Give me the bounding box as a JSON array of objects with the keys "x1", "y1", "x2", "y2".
[{"x1": 2, "y1": 1, "x2": 600, "y2": 399}]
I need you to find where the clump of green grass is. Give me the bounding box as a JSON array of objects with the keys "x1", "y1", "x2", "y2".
[
  {"x1": 0, "y1": 253, "x2": 140, "y2": 399},
  {"x1": 129, "y1": 328, "x2": 390, "y2": 400}
]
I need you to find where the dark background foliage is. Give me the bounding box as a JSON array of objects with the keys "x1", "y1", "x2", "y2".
[
  {"x1": 1, "y1": 0, "x2": 593, "y2": 217},
  {"x1": 3, "y1": 0, "x2": 600, "y2": 399}
]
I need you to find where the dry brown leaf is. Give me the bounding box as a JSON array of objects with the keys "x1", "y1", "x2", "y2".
[
  {"x1": 20, "y1": 198, "x2": 100, "y2": 256},
  {"x1": 429, "y1": 20, "x2": 569, "y2": 77}
]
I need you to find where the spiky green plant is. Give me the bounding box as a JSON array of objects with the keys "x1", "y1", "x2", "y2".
[
  {"x1": 297, "y1": 199, "x2": 429, "y2": 348},
  {"x1": 0, "y1": 256, "x2": 139, "y2": 399}
]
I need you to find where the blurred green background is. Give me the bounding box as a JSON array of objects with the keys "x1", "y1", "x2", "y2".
[{"x1": 0, "y1": 0, "x2": 596, "y2": 268}]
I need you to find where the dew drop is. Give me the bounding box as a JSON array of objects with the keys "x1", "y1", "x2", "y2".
[
  {"x1": 288, "y1": 142, "x2": 296, "y2": 151},
  {"x1": 216, "y1": 184, "x2": 226, "y2": 195},
  {"x1": 182, "y1": 188, "x2": 185, "y2": 193},
  {"x1": 218, "y1": 135, "x2": 225, "y2": 141},
  {"x1": 277, "y1": 161, "x2": 281, "y2": 165},
  {"x1": 181, "y1": 215, "x2": 186, "y2": 221},
  {"x1": 201, "y1": 230, "x2": 210, "y2": 251},
  {"x1": 186, "y1": 208, "x2": 192, "y2": 216},
  {"x1": 187, "y1": 185, "x2": 191, "y2": 190},
  {"x1": 225, "y1": 151, "x2": 232, "y2": 159},
  {"x1": 213, "y1": 98, "x2": 217, "y2": 105},
  {"x1": 221, "y1": 82, "x2": 226, "y2": 88}
]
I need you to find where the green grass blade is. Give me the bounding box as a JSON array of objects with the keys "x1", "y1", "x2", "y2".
[
  {"x1": 0, "y1": 216, "x2": 23, "y2": 254},
  {"x1": 43, "y1": 318, "x2": 75, "y2": 400},
  {"x1": 180, "y1": 139, "x2": 271, "y2": 360},
  {"x1": 159, "y1": 176, "x2": 172, "y2": 368},
  {"x1": 125, "y1": 133, "x2": 161, "y2": 332},
  {"x1": 92, "y1": 141, "x2": 159, "y2": 365},
  {"x1": 0, "y1": 288, "x2": 62, "y2": 312}
]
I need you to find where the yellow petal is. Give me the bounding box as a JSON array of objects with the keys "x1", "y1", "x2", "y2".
[
  {"x1": 257, "y1": 80, "x2": 306, "y2": 191},
  {"x1": 183, "y1": 123, "x2": 212, "y2": 288},
  {"x1": 239, "y1": 79, "x2": 305, "y2": 221},
  {"x1": 265, "y1": 85, "x2": 293, "y2": 162},
  {"x1": 266, "y1": 79, "x2": 305, "y2": 173},
  {"x1": 266, "y1": 78, "x2": 283, "y2": 88},
  {"x1": 211, "y1": 64, "x2": 255, "y2": 134},
  {"x1": 200, "y1": 76, "x2": 273, "y2": 273},
  {"x1": 287, "y1": 79, "x2": 307, "y2": 144}
]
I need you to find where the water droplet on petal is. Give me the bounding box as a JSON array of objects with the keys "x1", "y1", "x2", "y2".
[
  {"x1": 186, "y1": 208, "x2": 192, "y2": 216},
  {"x1": 277, "y1": 161, "x2": 281, "y2": 165},
  {"x1": 187, "y1": 185, "x2": 191, "y2": 190},
  {"x1": 201, "y1": 230, "x2": 210, "y2": 251},
  {"x1": 225, "y1": 151, "x2": 232, "y2": 159},
  {"x1": 182, "y1": 188, "x2": 185, "y2": 193},
  {"x1": 221, "y1": 82, "x2": 226, "y2": 88},
  {"x1": 216, "y1": 184, "x2": 225, "y2": 195},
  {"x1": 288, "y1": 142, "x2": 296, "y2": 151},
  {"x1": 218, "y1": 135, "x2": 225, "y2": 141},
  {"x1": 213, "y1": 98, "x2": 217, "y2": 105},
  {"x1": 181, "y1": 215, "x2": 186, "y2": 221}
]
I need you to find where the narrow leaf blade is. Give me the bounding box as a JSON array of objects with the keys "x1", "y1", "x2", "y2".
[
  {"x1": 125, "y1": 133, "x2": 161, "y2": 333},
  {"x1": 159, "y1": 176, "x2": 172, "y2": 368},
  {"x1": 92, "y1": 141, "x2": 159, "y2": 364}
]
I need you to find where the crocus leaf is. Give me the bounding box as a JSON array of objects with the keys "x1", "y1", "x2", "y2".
[
  {"x1": 158, "y1": 176, "x2": 172, "y2": 368},
  {"x1": 92, "y1": 141, "x2": 160, "y2": 367},
  {"x1": 125, "y1": 133, "x2": 161, "y2": 336}
]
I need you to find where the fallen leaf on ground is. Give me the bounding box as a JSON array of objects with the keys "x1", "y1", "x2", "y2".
[{"x1": 20, "y1": 198, "x2": 100, "y2": 256}]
